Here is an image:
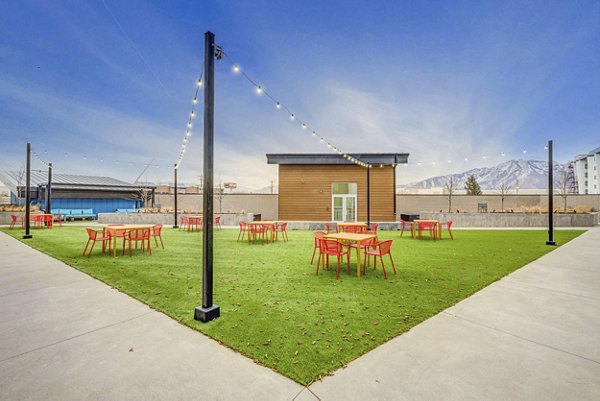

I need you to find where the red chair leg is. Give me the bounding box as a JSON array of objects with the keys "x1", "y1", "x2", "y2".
[
  {"x1": 389, "y1": 254, "x2": 397, "y2": 274},
  {"x1": 87, "y1": 241, "x2": 96, "y2": 258},
  {"x1": 83, "y1": 239, "x2": 91, "y2": 256},
  {"x1": 380, "y1": 256, "x2": 387, "y2": 279}
]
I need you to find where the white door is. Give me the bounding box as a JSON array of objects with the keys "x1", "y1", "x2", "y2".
[{"x1": 332, "y1": 183, "x2": 357, "y2": 222}]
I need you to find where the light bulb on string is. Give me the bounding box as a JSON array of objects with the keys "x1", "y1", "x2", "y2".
[
  {"x1": 522, "y1": 150, "x2": 527, "y2": 154},
  {"x1": 256, "y1": 85, "x2": 263, "y2": 94},
  {"x1": 302, "y1": 123, "x2": 307, "y2": 129},
  {"x1": 197, "y1": 79, "x2": 202, "y2": 87},
  {"x1": 276, "y1": 102, "x2": 281, "y2": 109},
  {"x1": 290, "y1": 114, "x2": 295, "y2": 121},
  {"x1": 501, "y1": 152, "x2": 506, "y2": 157},
  {"x1": 193, "y1": 97, "x2": 197, "y2": 104},
  {"x1": 312, "y1": 131, "x2": 316, "y2": 137},
  {"x1": 233, "y1": 65, "x2": 240, "y2": 73}
]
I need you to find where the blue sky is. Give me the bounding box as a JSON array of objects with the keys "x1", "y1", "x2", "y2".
[{"x1": 1, "y1": 0, "x2": 598, "y2": 188}]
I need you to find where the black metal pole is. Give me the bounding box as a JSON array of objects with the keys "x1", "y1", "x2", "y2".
[
  {"x1": 173, "y1": 165, "x2": 179, "y2": 228},
  {"x1": 546, "y1": 140, "x2": 556, "y2": 246},
  {"x1": 195, "y1": 31, "x2": 220, "y2": 322},
  {"x1": 393, "y1": 164, "x2": 397, "y2": 220},
  {"x1": 46, "y1": 163, "x2": 52, "y2": 213},
  {"x1": 366, "y1": 165, "x2": 371, "y2": 227},
  {"x1": 23, "y1": 143, "x2": 32, "y2": 239}
]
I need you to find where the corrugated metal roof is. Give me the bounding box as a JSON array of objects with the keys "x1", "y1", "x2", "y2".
[
  {"x1": 0, "y1": 170, "x2": 155, "y2": 190},
  {"x1": 266, "y1": 153, "x2": 409, "y2": 165}
]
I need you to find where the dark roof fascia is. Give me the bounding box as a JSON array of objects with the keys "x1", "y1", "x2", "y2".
[{"x1": 266, "y1": 153, "x2": 409, "y2": 165}]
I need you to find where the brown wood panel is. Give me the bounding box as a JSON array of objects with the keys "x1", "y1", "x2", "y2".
[{"x1": 278, "y1": 164, "x2": 396, "y2": 221}]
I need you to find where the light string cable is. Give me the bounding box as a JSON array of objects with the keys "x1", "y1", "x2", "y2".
[
  {"x1": 175, "y1": 73, "x2": 203, "y2": 169},
  {"x1": 404, "y1": 147, "x2": 542, "y2": 168},
  {"x1": 31, "y1": 148, "x2": 50, "y2": 167},
  {"x1": 218, "y1": 48, "x2": 372, "y2": 168}
]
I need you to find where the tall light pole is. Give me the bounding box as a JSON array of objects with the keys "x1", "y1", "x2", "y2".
[
  {"x1": 546, "y1": 140, "x2": 556, "y2": 246},
  {"x1": 173, "y1": 164, "x2": 179, "y2": 228},
  {"x1": 194, "y1": 31, "x2": 220, "y2": 322},
  {"x1": 23, "y1": 143, "x2": 32, "y2": 239},
  {"x1": 46, "y1": 163, "x2": 52, "y2": 213}
]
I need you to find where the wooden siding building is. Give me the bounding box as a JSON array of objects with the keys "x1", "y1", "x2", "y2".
[{"x1": 267, "y1": 153, "x2": 409, "y2": 222}]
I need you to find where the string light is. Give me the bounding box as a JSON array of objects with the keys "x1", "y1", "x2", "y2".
[
  {"x1": 175, "y1": 73, "x2": 203, "y2": 169},
  {"x1": 219, "y1": 49, "x2": 372, "y2": 168},
  {"x1": 31, "y1": 148, "x2": 50, "y2": 167}
]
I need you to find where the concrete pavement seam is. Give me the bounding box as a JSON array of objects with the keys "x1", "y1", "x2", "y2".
[
  {"x1": 442, "y1": 311, "x2": 600, "y2": 366},
  {"x1": 292, "y1": 387, "x2": 321, "y2": 401},
  {"x1": 0, "y1": 310, "x2": 155, "y2": 364}
]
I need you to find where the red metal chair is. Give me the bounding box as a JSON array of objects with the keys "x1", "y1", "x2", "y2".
[
  {"x1": 342, "y1": 224, "x2": 362, "y2": 233},
  {"x1": 189, "y1": 217, "x2": 202, "y2": 232},
  {"x1": 325, "y1": 223, "x2": 336, "y2": 234},
  {"x1": 180, "y1": 215, "x2": 188, "y2": 231},
  {"x1": 237, "y1": 222, "x2": 247, "y2": 241},
  {"x1": 43, "y1": 214, "x2": 53, "y2": 229},
  {"x1": 364, "y1": 240, "x2": 396, "y2": 279},
  {"x1": 349, "y1": 233, "x2": 377, "y2": 254},
  {"x1": 151, "y1": 224, "x2": 164, "y2": 249},
  {"x1": 311, "y1": 231, "x2": 326, "y2": 265},
  {"x1": 83, "y1": 228, "x2": 111, "y2": 257},
  {"x1": 106, "y1": 224, "x2": 126, "y2": 251},
  {"x1": 274, "y1": 222, "x2": 288, "y2": 242},
  {"x1": 318, "y1": 239, "x2": 351, "y2": 279},
  {"x1": 214, "y1": 216, "x2": 222, "y2": 230},
  {"x1": 440, "y1": 220, "x2": 454, "y2": 240},
  {"x1": 417, "y1": 222, "x2": 437, "y2": 241},
  {"x1": 248, "y1": 223, "x2": 268, "y2": 244},
  {"x1": 399, "y1": 220, "x2": 413, "y2": 237},
  {"x1": 55, "y1": 213, "x2": 63, "y2": 227},
  {"x1": 31, "y1": 214, "x2": 43, "y2": 229},
  {"x1": 9, "y1": 214, "x2": 18, "y2": 229},
  {"x1": 370, "y1": 223, "x2": 379, "y2": 232},
  {"x1": 123, "y1": 228, "x2": 152, "y2": 256}
]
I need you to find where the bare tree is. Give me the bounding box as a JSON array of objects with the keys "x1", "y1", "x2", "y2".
[
  {"x1": 555, "y1": 169, "x2": 569, "y2": 213},
  {"x1": 496, "y1": 181, "x2": 512, "y2": 212},
  {"x1": 214, "y1": 178, "x2": 225, "y2": 214},
  {"x1": 131, "y1": 186, "x2": 152, "y2": 212},
  {"x1": 15, "y1": 166, "x2": 26, "y2": 206},
  {"x1": 444, "y1": 175, "x2": 455, "y2": 213}
]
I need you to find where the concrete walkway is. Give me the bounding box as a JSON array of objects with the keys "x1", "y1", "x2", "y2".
[{"x1": 1, "y1": 228, "x2": 599, "y2": 400}]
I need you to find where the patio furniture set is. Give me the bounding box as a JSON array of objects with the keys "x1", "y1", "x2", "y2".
[
  {"x1": 400, "y1": 219, "x2": 454, "y2": 241},
  {"x1": 237, "y1": 221, "x2": 289, "y2": 244},
  {"x1": 83, "y1": 224, "x2": 164, "y2": 257},
  {"x1": 180, "y1": 215, "x2": 222, "y2": 232}
]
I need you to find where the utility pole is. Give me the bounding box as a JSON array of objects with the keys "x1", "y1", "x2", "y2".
[
  {"x1": 23, "y1": 143, "x2": 32, "y2": 239},
  {"x1": 366, "y1": 165, "x2": 371, "y2": 226},
  {"x1": 195, "y1": 31, "x2": 220, "y2": 322}
]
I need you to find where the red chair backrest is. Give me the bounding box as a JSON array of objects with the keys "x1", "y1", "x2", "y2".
[
  {"x1": 182, "y1": 216, "x2": 188, "y2": 224},
  {"x1": 378, "y1": 240, "x2": 393, "y2": 255},
  {"x1": 86, "y1": 228, "x2": 98, "y2": 240},
  {"x1": 129, "y1": 228, "x2": 150, "y2": 240},
  {"x1": 240, "y1": 221, "x2": 247, "y2": 229},
  {"x1": 153, "y1": 224, "x2": 162, "y2": 235},
  {"x1": 371, "y1": 223, "x2": 379, "y2": 232},
  {"x1": 313, "y1": 231, "x2": 325, "y2": 246},
  {"x1": 325, "y1": 223, "x2": 335, "y2": 233},
  {"x1": 10, "y1": 215, "x2": 17, "y2": 222},
  {"x1": 446, "y1": 220, "x2": 453, "y2": 229},
  {"x1": 215, "y1": 216, "x2": 221, "y2": 223},
  {"x1": 279, "y1": 222, "x2": 287, "y2": 231},
  {"x1": 320, "y1": 239, "x2": 341, "y2": 253}
]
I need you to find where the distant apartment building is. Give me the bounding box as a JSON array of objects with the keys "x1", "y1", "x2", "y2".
[{"x1": 573, "y1": 147, "x2": 600, "y2": 194}]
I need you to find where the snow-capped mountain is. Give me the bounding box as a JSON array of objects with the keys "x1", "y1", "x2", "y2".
[{"x1": 399, "y1": 159, "x2": 567, "y2": 190}]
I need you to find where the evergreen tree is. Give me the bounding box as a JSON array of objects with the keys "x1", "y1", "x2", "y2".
[{"x1": 464, "y1": 175, "x2": 482, "y2": 195}]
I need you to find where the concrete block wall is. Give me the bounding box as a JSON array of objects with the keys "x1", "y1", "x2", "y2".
[{"x1": 154, "y1": 194, "x2": 278, "y2": 221}]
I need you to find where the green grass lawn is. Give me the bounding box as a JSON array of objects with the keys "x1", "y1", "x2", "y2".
[{"x1": 1, "y1": 226, "x2": 583, "y2": 384}]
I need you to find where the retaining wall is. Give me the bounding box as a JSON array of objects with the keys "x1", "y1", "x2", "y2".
[{"x1": 419, "y1": 212, "x2": 600, "y2": 227}]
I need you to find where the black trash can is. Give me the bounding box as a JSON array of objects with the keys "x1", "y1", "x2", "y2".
[{"x1": 253, "y1": 214, "x2": 262, "y2": 221}]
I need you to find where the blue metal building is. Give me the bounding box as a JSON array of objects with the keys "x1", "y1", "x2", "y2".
[{"x1": 0, "y1": 171, "x2": 155, "y2": 218}]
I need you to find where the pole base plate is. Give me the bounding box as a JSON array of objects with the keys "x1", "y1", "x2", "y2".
[
  {"x1": 173, "y1": 225, "x2": 179, "y2": 229},
  {"x1": 194, "y1": 304, "x2": 220, "y2": 322},
  {"x1": 546, "y1": 241, "x2": 557, "y2": 246},
  {"x1": 22, "y1": 234, "x2": 32, "y2": 239}
]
